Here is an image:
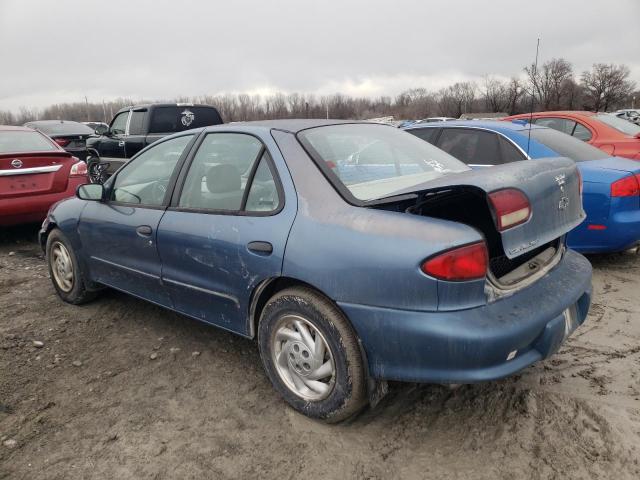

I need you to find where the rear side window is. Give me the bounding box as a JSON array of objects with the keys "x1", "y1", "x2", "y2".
[
  {"x1": 437, "y1": 129, "x2": 502, "y2": 165},
  {"x1": 408, "y1": 128, "x2": 439, "y2": 144},
  {"x1": 499, "y1": 136, "x2": 526, "y2": 163},
  {"x1": 128, "y1": 111, "x2": 146, "y2": 135},
  {"x1": 149, "y1": 107, "x2": 223, "y2": 134},
  {"x1": 534, "y1": 117, "x2": 576, "y2": 135},
  {"x1": 0, "y1": 131, "x2": 57, "y2": 153},
  {"x1": 572, "y1": 123, "x2": 592, "y2": 141},
  {"x1": 178, "y1": 133, "x2": 280, "y2": 213}
]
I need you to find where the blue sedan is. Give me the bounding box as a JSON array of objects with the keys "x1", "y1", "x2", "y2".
[
  {"x1": 40, "y1": 120, "x2": 591, "y2": 422},
  {"x1": 405, "y1": 120, "x2": 640, "y2": 253}
]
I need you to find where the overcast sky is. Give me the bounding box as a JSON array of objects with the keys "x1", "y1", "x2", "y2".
[{"x1": 1, "y1": 0, "x2": 638, "y2": 111}]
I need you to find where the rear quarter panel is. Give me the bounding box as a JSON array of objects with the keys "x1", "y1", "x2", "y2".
[{"x1": 272, "y1": 130, "x2": 486, "y2": 312}]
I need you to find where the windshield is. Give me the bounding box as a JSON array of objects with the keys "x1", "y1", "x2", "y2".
[
  {"x1": 529, "y1": 128, "x2": 609, "y2": 162},
  {"x1": 595, "y1": 113, "x2": 640, "y2": 136},
  {"x1": 26, "y1": 121, "x2": 94, "y2": 135},
  {"x1": 0, "y1": 130, "x2": 58, "y2": 153},
  {"x1": 298, "y1": 123, "x2": 469, "y2": 201}
]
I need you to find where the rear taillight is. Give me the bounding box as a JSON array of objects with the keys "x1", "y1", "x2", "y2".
[
  {"x1": 488, "y1": 189, "x2": 531, "y2": 231},
  {"x1": 54, "y1": 138, "x2": 70, "y2": 147},
  {"x1": 421, "y1": 242, "x2": 488, "y2": 281},
  {"x1": 611, "y1": 174, "x2": 640, "y2": 197},
  {"x1": 70, "y1": 161, "x2": 87, "y2": 177}
]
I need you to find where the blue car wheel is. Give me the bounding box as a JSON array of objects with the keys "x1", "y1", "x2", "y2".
[{"x1": 258, "y1": 287, "x2": 367, "y2": 422}]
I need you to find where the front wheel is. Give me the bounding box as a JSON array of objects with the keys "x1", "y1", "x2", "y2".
[
  {"x1": 46, "y1": 229, "x2": 97, "y2": 304},
  {"x1": 87, "y1": 157, "x2": 107, "y2": 184},
  {"x1": 258, "y1": 287, "x2": 367, "y2": 422}
]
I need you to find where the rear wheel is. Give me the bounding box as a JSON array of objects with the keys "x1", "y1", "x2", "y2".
[
  {"x1": 258, "y1": 287, "x2": 367, "y2": 422},
  {"x1": 46, "y1": 229, "x2": 97, "y2": 304},
  {"x1": 87, "y1": 157, "x2": 107, "y2": 184}
]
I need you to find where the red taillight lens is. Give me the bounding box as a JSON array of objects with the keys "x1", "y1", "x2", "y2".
[
  {"x1": 488, "y1": 188, "x2": 531, "y2": 231},
  {"x1": 421, "y1": 242, "x2": 488, "y2": 281},
  {"x1": 54, "y1": 138, "x2": 70, "y2": 147},
  {"x1": 611, "y1": 174, "x2": 640, "y2": 197},
  {"x1": 70, "y1": 161, "x2": 87, "y2": 177}
]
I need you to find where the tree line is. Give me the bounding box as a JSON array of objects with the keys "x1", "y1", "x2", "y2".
[{"x1": 1, "y1": 60, "x2": 637, "y2": 125}]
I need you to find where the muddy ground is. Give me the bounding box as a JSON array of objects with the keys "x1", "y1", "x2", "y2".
[{"x1": 1, "y1": 224, "x2": 639, "y2": 480}]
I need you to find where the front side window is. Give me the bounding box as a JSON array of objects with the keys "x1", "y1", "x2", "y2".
[
  {"x1": 178, "y1": 133, "x2": 279, "y2": 213},
  {"x1": 110, "y1": 111, "x2": 129, "y2": 135},
  {"x1": 111, "y1": 135, "x2": 193, "y2": 205},
  {"x1": 437, "y1": 128, "x2": 501, "y2": 165},
  {"x1": 298, "y1": 123, "x2": 468, "y2": 202},
  {"x1": 534, "y1": 117, "x2": 576, "y2": 135},
  {"x1": 0, "y1": 131, "x2": 57, "y2": 153}
]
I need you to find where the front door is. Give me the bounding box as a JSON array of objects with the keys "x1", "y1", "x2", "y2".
[
  {"x1": 157, "y1": 132, "x2": 295, "y2": 335},
  {"x1": 79, "y1": 133, "x2": 196, "y2": 306}
]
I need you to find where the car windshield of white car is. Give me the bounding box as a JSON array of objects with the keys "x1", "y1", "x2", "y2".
[{"x1": 298, "y1": 123, "x2": 469, "y2": 202}]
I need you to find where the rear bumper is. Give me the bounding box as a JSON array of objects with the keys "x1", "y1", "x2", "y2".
[
  {"x1": 0, "y1": 177, "x2": 85, "y2": 226},
  {"x1": 340, "y1": 249, "x2": 592, "y2": 384},
  {"x1": 569, "y1": 207, "x2": 640, "y2": 253}
]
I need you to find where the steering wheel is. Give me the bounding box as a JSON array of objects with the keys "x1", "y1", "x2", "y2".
[{"x1": 151, "y1": 181, "x2": 168, "y2": 204}]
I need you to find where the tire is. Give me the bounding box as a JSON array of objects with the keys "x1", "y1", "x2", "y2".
[
  {"x1": 87, "y1": 157, "x2": 107, "y2": 184},
  {"x1": 258, "y1": 287, "x2": 367, "y2": 423},
  {"x1": 46, "y1": 229, "x2": 97, "y2": 304}
]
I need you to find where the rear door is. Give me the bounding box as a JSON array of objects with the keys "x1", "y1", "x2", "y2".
[
  {"x1": 157, "y1": 131, "x2": 295, "y2": 336},
  {"x1": 78, "y1": 133, "x2": 196, "y2": 306}
]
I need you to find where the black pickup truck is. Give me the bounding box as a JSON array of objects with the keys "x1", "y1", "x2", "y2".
[{"x1": 86, "y1": 103, "x2": 223, "y2": 183}]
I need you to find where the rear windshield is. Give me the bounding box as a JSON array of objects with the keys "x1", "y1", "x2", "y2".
[
  {"x1": 595, "y1": 113, "x2": 640, "y2": 136},
  {"x1": 0, "y1": 130, "x2": 58, "y2": 153},
  {"x1": 26, "y1": 121, "x2": 94, "y2": 135},
  {"x1": 529, "y1": 128, "x2": 609, "y2": 161},
  {"x1": 298, "y1": 123, "x2": 469, "y2": 202},
  {"x1": 148, "y1": 106, "x2": 223, "y2": 133}
]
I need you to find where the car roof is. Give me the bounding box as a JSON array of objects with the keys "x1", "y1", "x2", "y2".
[
  {"x1": 0, "y1": 125, "x2": 34, "y2": 131},
  {"x1": 404, "y1": 119, "x2": 546, "y2": 133},
  {"x1": 115, "y1": 103, "x2": 222, "y2": 114},
  {"x1": 203, "y1": 119, "x2": 378, "y2": 134}
]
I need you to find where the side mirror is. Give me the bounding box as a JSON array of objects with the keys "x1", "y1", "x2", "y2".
[
  {"x1": 76, "y1": 184, "x2": 105, "y2": 201},
  {"x1": 95, "y1": 124, "x2": 109, "y2": 135}
]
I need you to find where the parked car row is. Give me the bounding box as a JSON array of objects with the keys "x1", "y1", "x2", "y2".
[{"x1": 3, "y1": 104, "x2": 639, "y2": 422}]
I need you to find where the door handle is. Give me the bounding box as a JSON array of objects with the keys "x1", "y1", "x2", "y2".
[
  {"x1": 136, "y1": 225, "x2": 153, "y2": 237},
  {"x1": 247, "y1": 241, "x2": 273, "y2": 255}
]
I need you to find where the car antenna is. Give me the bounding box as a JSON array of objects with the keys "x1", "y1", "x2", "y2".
[{"x1": 526, "y1": 38, "x2": 541, "y2": 156}]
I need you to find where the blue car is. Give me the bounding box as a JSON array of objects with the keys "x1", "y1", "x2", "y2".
[
  {"x1": 404, "y1": 120, "x2": 640, "y2": 253},
  {"x1": 40, "y1": 120, "x2": 591, "y2": 422}
]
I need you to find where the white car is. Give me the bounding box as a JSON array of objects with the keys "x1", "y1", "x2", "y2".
[{"x1": 615, "y1": 109, "x2": 640, "y2": 125}]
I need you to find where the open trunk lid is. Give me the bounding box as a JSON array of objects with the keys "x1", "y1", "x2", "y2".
[
  {"x1": 397, "y1": 158, "x2": 585, "y2": 259},
  {"x1": 0, "y1": 151, "x2": 74, "y2": 199}
]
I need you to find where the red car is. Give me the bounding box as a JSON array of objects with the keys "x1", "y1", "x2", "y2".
[
  {"x1": 504, "y1": 111, "x2": 640, "y2": 160},
  {"x1": 0, "y1": 126, "x2": 88, "y2": 226}
]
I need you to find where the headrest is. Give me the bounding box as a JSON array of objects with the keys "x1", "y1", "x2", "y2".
[{"x1": 206, "y1": 164, "x2": 241, "y2": 193}]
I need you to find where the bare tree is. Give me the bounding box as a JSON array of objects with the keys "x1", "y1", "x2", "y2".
[
  {"x1": 581, "y1": 63, "x2": 636, "y2": 112},
  {"x1": 482, "y1": 76, "x2": 509, "y2": 112},
  {"x1": 438, "y1": 82, "x2": 476, "y2": 118},
  {"x1": 525, "y1": 58, "x2": 574, "y2": 110}
]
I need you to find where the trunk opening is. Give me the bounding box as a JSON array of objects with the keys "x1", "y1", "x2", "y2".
[{"x1": 375, "y1": 186, "x2": 563, "y2": 287}]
